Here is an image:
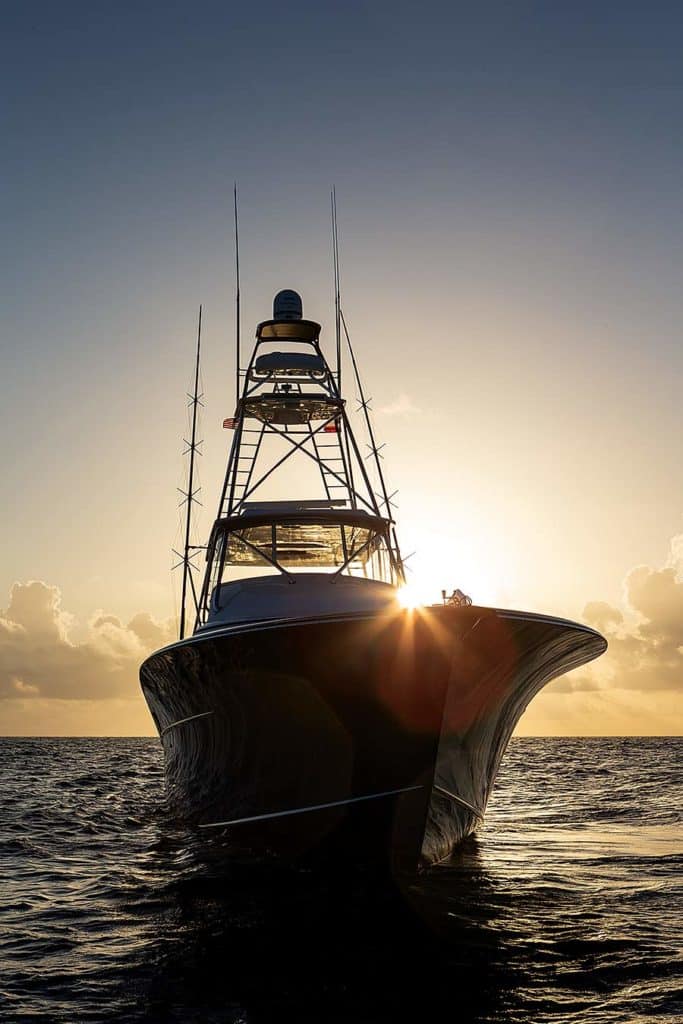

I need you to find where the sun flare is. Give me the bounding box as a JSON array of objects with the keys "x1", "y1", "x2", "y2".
[{"x1": 397, "y1": 583, "x2": 423, "y2": 610}]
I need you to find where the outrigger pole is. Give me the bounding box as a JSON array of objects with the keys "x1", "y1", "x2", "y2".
[
  {"x1": 330, "y1": 188, "x2": 356, "y2": 500},
  {"x1": 331, "y1": 187, "x2": 341, "y2": 390},
  {"x1": 178, "y1": 305, "x2": 203, "y2": 640},
  {"x1": 329, "y1": 194, "x2": 404, "y2": 580},
  {"x1": 234, "y1": 182, "x2": 241, "y2": 402},
  {"x1": 340, "y1": 308, "x2": 404, "y2": 581}
]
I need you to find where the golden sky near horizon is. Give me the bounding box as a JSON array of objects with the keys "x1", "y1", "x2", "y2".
[{"x1": 1, "y1": 289, "x2": 682, "y2": 737}]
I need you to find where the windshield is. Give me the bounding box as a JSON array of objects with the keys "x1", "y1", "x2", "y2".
[{"x1": 223, "y1": 521, "x2": 378, "y2": 568}]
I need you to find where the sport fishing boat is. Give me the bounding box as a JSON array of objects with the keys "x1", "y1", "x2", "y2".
[{"x1": 140, "y1": 283, "x2": 606, "y2": 869}]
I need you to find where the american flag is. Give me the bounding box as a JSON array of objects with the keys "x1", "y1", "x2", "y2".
[{"x1": 222, "y1": 417, "x2": 239, "y2": 429}]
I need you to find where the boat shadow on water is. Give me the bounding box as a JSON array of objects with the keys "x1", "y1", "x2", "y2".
[
  {"x1": 127, "y1": 788, "x2": 682, "y2": 1024},
  {"x1": 130, "y1": 830, "x2": 541, "y2": 1024}
]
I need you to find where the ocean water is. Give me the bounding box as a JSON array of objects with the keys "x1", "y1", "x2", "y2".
[{"x1": 1, "y1": 737, "x2": 681, "y2": 1023}]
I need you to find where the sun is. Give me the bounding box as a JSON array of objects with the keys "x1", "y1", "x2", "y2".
[{"x1": 397, "y1": 583, "x2": 423, "y2": 610}]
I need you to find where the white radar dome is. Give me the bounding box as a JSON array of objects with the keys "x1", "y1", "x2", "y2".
[{"x1": 273, "y1": 289, "x2": 303, "y2": 321}]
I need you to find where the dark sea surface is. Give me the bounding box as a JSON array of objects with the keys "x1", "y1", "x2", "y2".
[{"x1": 1, "y1": 737, "x2": 681, "y2": 1023}]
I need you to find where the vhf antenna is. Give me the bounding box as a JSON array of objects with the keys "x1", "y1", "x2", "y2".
[{"x1": 176, "y1": 305, "x2": 203, "y2": 640}]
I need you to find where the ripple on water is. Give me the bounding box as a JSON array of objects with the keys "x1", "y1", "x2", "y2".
[{"x1": 0, "y1": 736, "x2": 681, "y2": 1023}]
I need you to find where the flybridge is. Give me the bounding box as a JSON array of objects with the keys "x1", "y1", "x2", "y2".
[
  {"x1": 219, "y1": 293, "x2": 364, "y2": 517},
  {"x1": 192, "y1": 289, "x2": 405, "y2": 628}
]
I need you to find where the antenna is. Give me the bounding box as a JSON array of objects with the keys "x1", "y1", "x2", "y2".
[
  {"x1": 331, "y1": 187, "x2": 341, "y2": 389},
  {"x1": 234, "y1": 183, "x2": 241, "y2": 402},
  {"x1": 178, "y1": 305, "x2": 203, "y2": 640}
]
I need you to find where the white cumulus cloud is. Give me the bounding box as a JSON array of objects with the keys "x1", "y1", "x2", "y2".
[
  {"x1": 0, "y1": 581, "x2": 175, "y2": 703},
  {"x1": 551, "y1": 533, "x2": 683, "y2": 696},
  {"x1": 378, "y1": 393, "x2": 420, "y2": 416}
]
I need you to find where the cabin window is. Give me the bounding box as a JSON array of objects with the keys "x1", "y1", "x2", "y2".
[{"x1": 221, "y1": 521, "x2": 381, "y2": 569}]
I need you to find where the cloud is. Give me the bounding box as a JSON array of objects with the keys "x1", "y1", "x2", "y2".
[
  {"x1": 541, "y1": 672, "x2": 601, "y2": 694},
  {"x1": 550, "y1": 533, "x2": 683, "y2": 696},
  {"x1": 378, "y1": 393, "x2": 420, "y2": 416},
  {"x1": 0, "y1": 581, "x2": 175, "y2": 704},
  {"x1": 582, "y1": 600, "x2": 623, "y2": 632}
]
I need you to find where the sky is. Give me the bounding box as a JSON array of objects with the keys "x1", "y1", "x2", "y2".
[{"x1": 1, "y1": 1, "x2": 682, "y2": 735}]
